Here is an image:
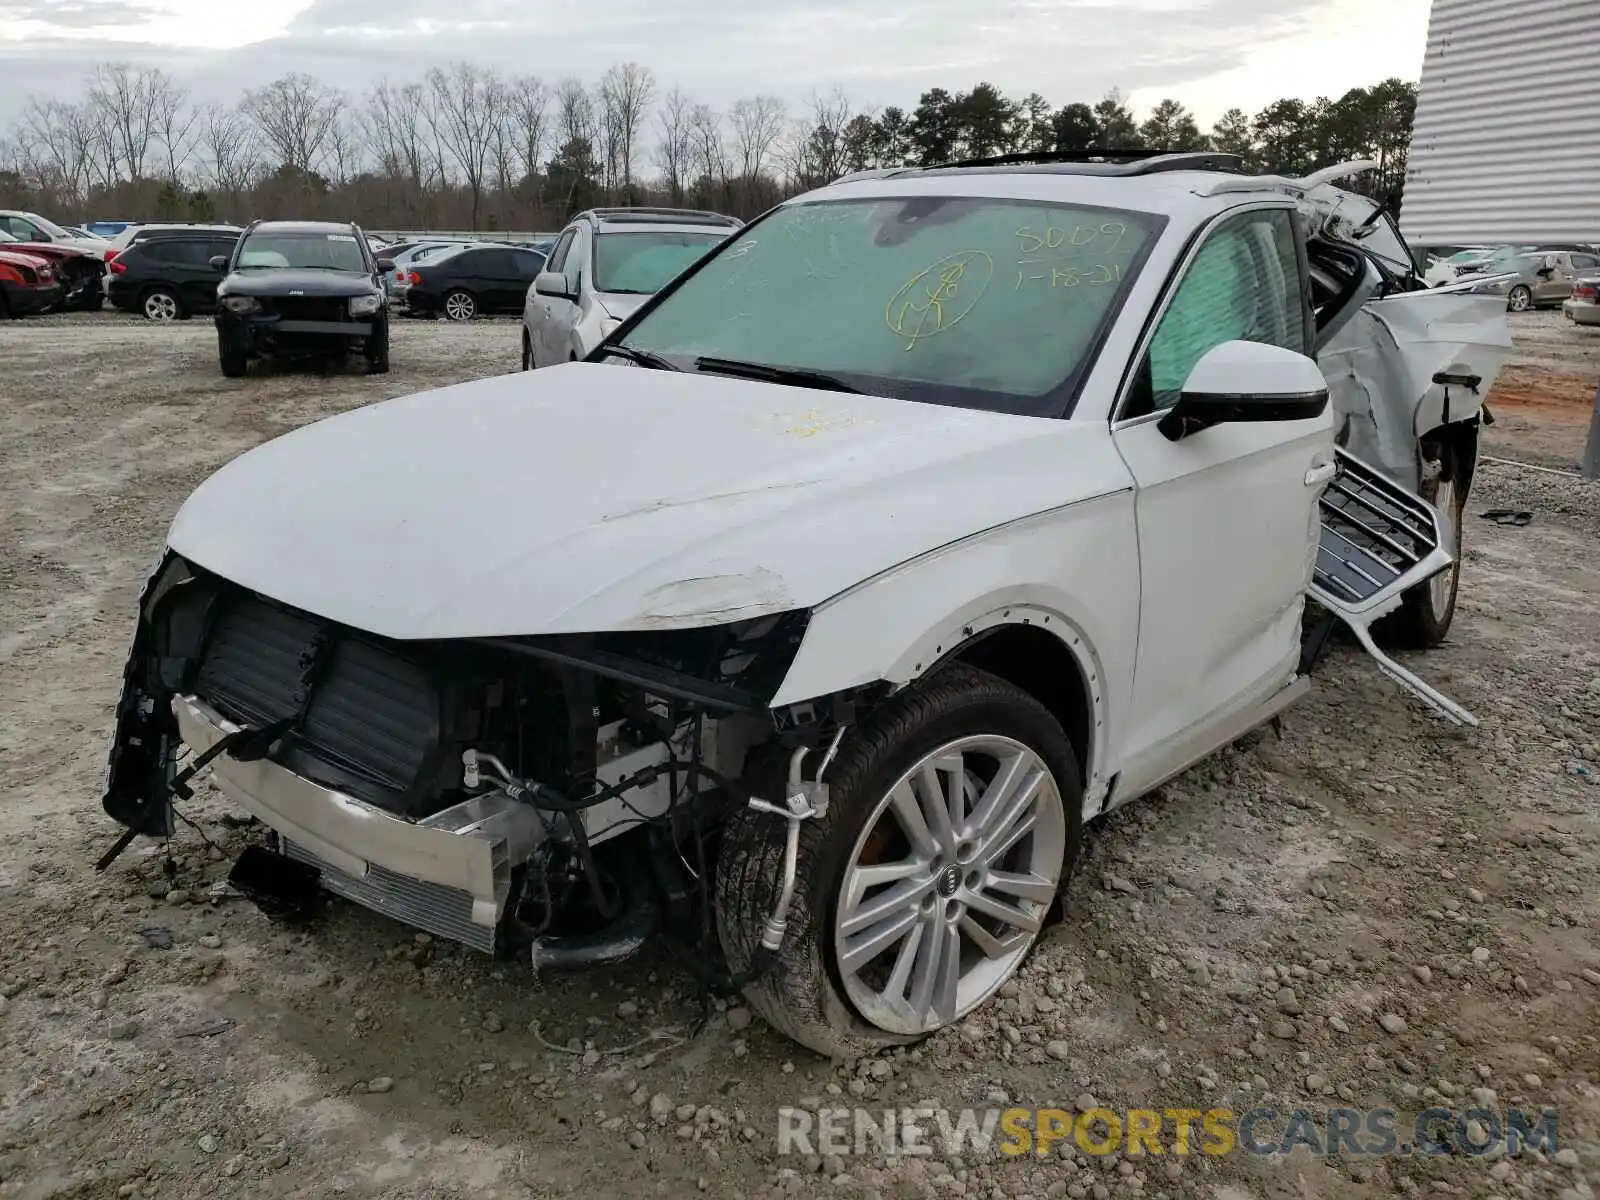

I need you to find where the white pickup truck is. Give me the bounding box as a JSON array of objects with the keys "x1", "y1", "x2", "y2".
[{"x1": 101, "y1": 153, "x2": 1510, "y2": 1058}]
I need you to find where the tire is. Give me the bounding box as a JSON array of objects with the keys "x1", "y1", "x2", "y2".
[
  {"x1": 0, "y1": 289, "x2": 10, "y2": 320},
  {"x1": 442, "y1": 290, "x2": 476, "y2": 322},
  {"x1": 365, "y1": 325, "x2": 390, "y2": 375},
  {"x1": 714, "y1": 663, "x2": 1082, "y2": 1058},
  {"x1": 1507, "y1": 286, "x2": 1532, "y2": 313},
  {"x1": 1388, "y1": 447, "x2": 1468, "y2": 647},
  {"x1": 521, "y1": 331, "x2": 533, "y2": 371},
  {"x1": 218, "y1": 332, "x2": 248, "y2": 378},
  {"x1": 142, "y1": 287, "x2": 183, "y2": 321}
]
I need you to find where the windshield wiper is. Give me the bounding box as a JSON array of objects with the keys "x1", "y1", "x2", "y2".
[
  {"x1": 692, "y1": 357, "x2": 861, "y2": 394},
  {"x1": 596, "y1": 344, "x2": 681, "y2": 370}
]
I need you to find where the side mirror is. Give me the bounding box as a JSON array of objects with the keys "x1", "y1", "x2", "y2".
[
  {"x1": 376, "y1": 257, "x2": 395, "y2": 273},
  {"x1": 208, "y1": 255, "x2": 228, "y2": 272},
  {"x1": 534, "y1": 271, "x2": 575, "y2": 301},
  {"x1": 1157, "y1": 340, "x2": 1329, "y2": 443}
]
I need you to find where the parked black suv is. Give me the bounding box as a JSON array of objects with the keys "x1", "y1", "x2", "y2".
[
  {"x1": 107, "y1": 231, "x2": 241, "y2": 320},
  {"x1": 212, "y1": 220, "x2": 393, "y2": 377}
]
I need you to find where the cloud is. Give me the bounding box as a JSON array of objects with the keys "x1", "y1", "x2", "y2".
[{"x1": 0, "y1": 0, "x2": 1419, "y2": 131}]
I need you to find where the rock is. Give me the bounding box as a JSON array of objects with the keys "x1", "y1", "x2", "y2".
[
  {"x1": 1269, "y1": 1020, "x2": 1299, "y2": 1040},
  {"x1": 222, "y1": 1156, "x2": 244, "y2": 1178},
  {"x1": 1378, "y1": 1013, "x2": 1407, "y2": 1034},
  {"x1": 1328, "y1": 1016, "x2": 1351, "y2": 1034},
  {"x1": 1470, "y1": 947, "x2": 1491, "y2": 965},
  {"x1": 617, "y1": 1000, "x2": 639, "y2": 1018},
  {"x1": 629, "y1": 1131, "x2": 646, "y2": 1149},
  {"x1": 1074, "y1": 1093, "x2": 1100, "y2": 1112},
  {"x1": 675, "y1": 1103, "x2": 697, "y2": 1122},
  {"x1": 135, "y1": 926, "x2": 172, "y2": 950},
  {"x1": 263, "y1": 1150, "x2": 290, "y2": 1171},
  {"x1": 1412, "y1": 966, "x2": 1433, "y2": 984},
  {"x1": 146, "y1": 880, "x2": 170, "y2": 899},
  {"x1": 198, "y1": 1134, "x2": 219, "y2": 1154},
  {"x1": 1275, "y1": 988, "x2": 1303, "y2": 1016},
  {"x1": 368, "y1": 1077, "x2": 393, "y2": 1094},
  {"x1": 1580, "y1": 969, "x2": 1600, "y2": 987},
  {"x1": 483, "y1": 1013, "x2": 504, "y2": 1033},
  {"x1": 1102, "y1": 874, "x2": 1139, "y2": 896},
  {"x1": 650, "y1": 1093, "x2": 673, "y2": 1119},
  {"x1": 1554, "y1": 1149, "x2": 1580, "y2": 1169},
  {"x1": 166, "y1": 888, "x2": 191, "y2": 905},
  {"x1": 727, "y1": 1007, "x2": 753, "y2": 1032},
  {"x1": 1046, "y1": 1041, "x2": 1071, "y2": 1061},
  {"x1": 106, "y1": 1020, "x2": 140, "y2": 1041},
  {"x1": 199, "y1": 934, "x2": 222, "y2": 950}
]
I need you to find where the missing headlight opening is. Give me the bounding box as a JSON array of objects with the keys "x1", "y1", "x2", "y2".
[{"x1": 100, "y1": 551, "x2": 871, "y2": 995}]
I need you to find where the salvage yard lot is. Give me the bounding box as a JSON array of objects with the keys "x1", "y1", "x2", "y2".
[{"x1": 1, "y1": 312, "x2": 1597, "y2": 1200}]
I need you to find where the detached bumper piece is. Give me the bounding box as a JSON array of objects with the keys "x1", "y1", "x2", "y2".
[{"x1": 1310, "y1": 448, "x2": 1477, "y2": 726}]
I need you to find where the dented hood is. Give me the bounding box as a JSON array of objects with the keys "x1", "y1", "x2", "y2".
[{"x1": 166, "y1": 363, "x2": 1126, "y2": 639}]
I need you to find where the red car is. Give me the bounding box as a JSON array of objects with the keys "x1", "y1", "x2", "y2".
[
  {"x1": 0, "y1": 234, "x2": 102, "y2": 311},
  {"x1": 0, "y1": 248, "x2": 63, "y2": 317}
]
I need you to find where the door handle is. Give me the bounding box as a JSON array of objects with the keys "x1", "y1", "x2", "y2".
[{"x1": 1305, "y1": 461, "x2": 1337, "y2": 487}]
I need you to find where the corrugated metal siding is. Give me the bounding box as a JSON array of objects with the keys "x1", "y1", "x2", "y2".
[{"x1": 1400, "y1": 0, "x2": 1600, "y2": 248}]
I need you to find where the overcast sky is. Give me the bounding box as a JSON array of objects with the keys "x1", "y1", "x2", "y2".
[{"x1": 0, "y1": 0, "x2": 1433, "y2": 129}]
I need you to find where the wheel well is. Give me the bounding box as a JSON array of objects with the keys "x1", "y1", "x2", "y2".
[
  {"x1": 949, "y1": 624, "x2": 1092, "y2": 777},
  {"x1": 1423, "y1": 418, "x2": 1480, "y2": 494}
]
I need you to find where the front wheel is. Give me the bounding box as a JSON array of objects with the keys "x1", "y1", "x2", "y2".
[
  {"x1": 714, "y1": 663, "x2": 1082, "y2": 1058},
  {"x1": 1389, "y1": 449, "x2": 1467, "y2": 646},
  {"x1": 143, "y1": 287, "x2": 183, "y2": 321},
  {"x1": 443, "y1": 290, "x2": 476, "y2": 322},
  {"x1": 365, "y1": 325, "x2": 390, "y2": 375},
  {"x1": 1507, "y1": 286, "x2": 1533, "y2": 313},
  {"x1": 218, "y1": 332, "x2": 248, "y2": 378},
  {"x1": 521, "y1": 331, "x2": 533, "y2": 371}
]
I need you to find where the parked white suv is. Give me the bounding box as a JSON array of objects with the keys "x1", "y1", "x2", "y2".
[
  {"x1": 103, "y1": 154, "x2": 1509, "y2": 1058},
  {"x1": 520, "y1": 207, "x2": 741, "y2": 369}
]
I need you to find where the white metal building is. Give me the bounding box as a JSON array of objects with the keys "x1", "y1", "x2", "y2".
[{"x1": 1400, "y1": 0, "x2": 1600, "y2": 249}]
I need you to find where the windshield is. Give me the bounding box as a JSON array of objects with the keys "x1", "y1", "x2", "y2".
[
  {"x1": 235, "y1": 231, "x2": 369, "y2": 271},
  {"x1": 31, "y1": 214, "x2": 74, "y2": 239},
  {"x1": 615, "y1": 196, "x2": 1163, "y2": 415},
  {"x1": 593, "y1": 230, "x2": 727, "y2": 294}
]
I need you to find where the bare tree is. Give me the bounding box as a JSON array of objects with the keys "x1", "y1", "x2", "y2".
[
  {"x1": 15, "y1": 97, "x2": 100, "y2": 205},
  {"x1": 505, "y1": 75, "x2": 550, "y2": 186},
  {"x1": 198, "y1": 103, "x2": 258, "y2": 195},
  {"x1": 687, "y1": 103, "x2": 729, "y2": 200},
  {"x1": 324, "y1": 112, "x2": 362, "y2": 187},
  {"x1": 241, "y1": 73, "x2": 343, "y2": 176},
  {"x1": 652, "y1": 87, "x2": 693, "y2": 205},
  {"x1": 553, "y1": 77, "x2": 595, "y2": 152},
  {"x1": 425, "y1": 62, "x2": 505, "y2": 229},
  {"x1": 729, "y1": 95, "x2": 786, "y2": 182},
  {"x1": 154, "y1": 84, "x2": 200, "y2": 183},
  {"x1": 87, "y1": 63, "x2": 172, "y2": 181},
  {"x1": 596, "y1": 63, "x2": 655, "y2": 198}
]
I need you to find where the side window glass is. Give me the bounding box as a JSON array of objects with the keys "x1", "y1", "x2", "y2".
[
  {"x1": 1135, "y1": 209, "x2": 1305, "y2": 416},
  {"x1": 546, "y1": 230, "x2": 575, "y2": 274},
  {"x1": 563, "y1": 230, "x2": 588, "y2": 293}
]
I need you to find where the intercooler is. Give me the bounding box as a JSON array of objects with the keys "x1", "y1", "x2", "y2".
[{"x1": 280, "y1": 837, "x2": 497, "y2": 953}]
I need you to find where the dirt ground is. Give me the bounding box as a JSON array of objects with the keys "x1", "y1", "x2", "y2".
[{"x1": 0, "y1": 310, "x2": 1596, "y2": 1200}]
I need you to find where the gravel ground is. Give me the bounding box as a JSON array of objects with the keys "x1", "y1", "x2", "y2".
[{"x1": 1, "y1": 310, "x2": 1597, "y2": 1200}]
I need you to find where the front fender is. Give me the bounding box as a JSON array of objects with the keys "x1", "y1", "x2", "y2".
[{"x1": 769, "y1": 489, "x2": 1139, "y2": 801}]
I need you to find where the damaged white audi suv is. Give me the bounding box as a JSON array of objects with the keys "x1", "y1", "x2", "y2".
[{"x1": 102, "y1": 151, "x2": 1510, "y2": 1057}]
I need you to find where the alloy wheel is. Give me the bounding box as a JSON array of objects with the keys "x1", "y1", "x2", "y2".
[
  {"x1": 143, "y1": 291, "x2": 178, "y2": 321},
  {"x1": 444, "y1": 292, "x2": 475, "y2": 321},
  {"x1": 833, "y1": 735, "x2": 1065, "y2": 1035},
  {"x1": 1428, "y1": 474, "x2": 1459, "y2": 620},
  {"x1": 1508, "y1": 287, "x2": 1532, "y2": 313}
]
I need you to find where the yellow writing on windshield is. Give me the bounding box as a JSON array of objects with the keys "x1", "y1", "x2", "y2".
[
  {"x1": 1015, "y1": 222, "x2": 1129, "y2": 254},
  {"x1": 885, "y1": 250, "x2": 994, "y2": 350},
  {"x1": 1015, "y1": 260, "x2": 1123, "y2": 290}
]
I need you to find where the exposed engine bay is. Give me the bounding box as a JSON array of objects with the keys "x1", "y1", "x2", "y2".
[{"x1": 102, "y1": 551, "x2": 872, "y2": 988}]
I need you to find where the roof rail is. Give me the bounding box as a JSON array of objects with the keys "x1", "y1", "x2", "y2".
[
  {"x1": 577, "y1": 206, "x2": 742, "y2": 226},
  {"x1": 920, "y1": 148, "x2": 1246, "y2": 175}
]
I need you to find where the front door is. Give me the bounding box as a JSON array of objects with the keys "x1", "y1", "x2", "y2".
[
  {"x1": 542, "y1": 228, "x2": 587, "y2": 363},
  {"x1": 1110, "y1": 206, "x2": 1335, "y2": 795},
  {"x1": 531, "y1": 229, "x2": 575, "y2": 366}
]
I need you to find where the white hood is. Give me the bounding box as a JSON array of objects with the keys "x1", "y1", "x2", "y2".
[{"x1": 167, "y1": 364, "x2": 1125, "y2": 640}]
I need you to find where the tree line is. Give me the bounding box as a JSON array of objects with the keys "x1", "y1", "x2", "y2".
[{"x1": 0, "y1": 62, "x2": 1418, "y2": 232}]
